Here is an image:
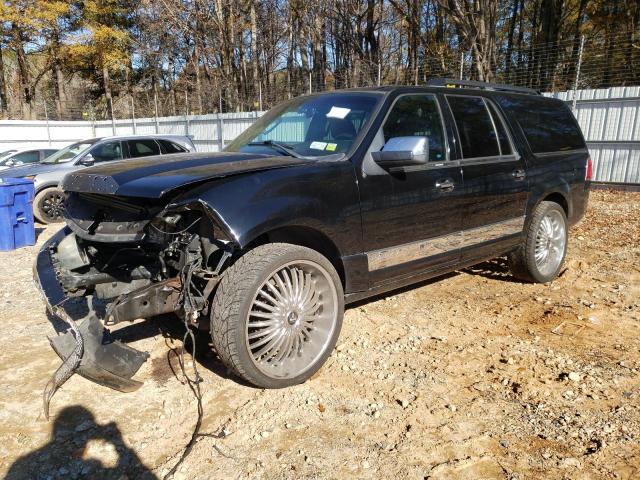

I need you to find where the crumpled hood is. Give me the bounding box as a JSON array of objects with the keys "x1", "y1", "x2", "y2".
[{"x1": 61, "y1": 152, "x2": 311, "y2": 198}]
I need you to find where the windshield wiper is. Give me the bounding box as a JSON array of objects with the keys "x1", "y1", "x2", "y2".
[{"x1": 247, "y1": 140, "x2": 302, "y2": 158}]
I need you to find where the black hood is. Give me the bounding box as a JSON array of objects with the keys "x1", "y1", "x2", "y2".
[{"x1": 61, "y1": 152, "x2": 311, "y2": 198}]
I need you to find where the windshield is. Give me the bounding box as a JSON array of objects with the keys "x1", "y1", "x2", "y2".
[
  {"x1": 42, "y1": 141, "x2": 96, "y2": 164},
  {"x1": 225, "y1": 93, "x2": 382, "y2": 157}
]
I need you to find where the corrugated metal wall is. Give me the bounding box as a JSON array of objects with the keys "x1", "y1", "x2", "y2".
[
  {"x1": 1, "y1": 86, "x2": 638, "y2": 183},
  {"x1": 546, "y1": 87, "x2": 640, "y2": 184}
]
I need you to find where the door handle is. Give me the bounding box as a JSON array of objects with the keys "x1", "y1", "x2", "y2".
[
  {"x1": 512, "y1": 169, "x2": 526, "y2": 180},
  {"x1": 435, "y1": 179, "x2": 455, "y2": 192}
]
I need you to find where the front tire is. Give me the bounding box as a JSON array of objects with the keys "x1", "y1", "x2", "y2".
[
  {"x1": 33, "y1": 187, "x2": 65, "y2": 224},
  {"x1": 210, "y1": 243, "x2": 344, "y2": 388},
  {"x1": 508, "y1": 201, "x2": 568, "y2": 283}
]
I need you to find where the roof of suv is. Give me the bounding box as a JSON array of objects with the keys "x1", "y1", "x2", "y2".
[
  {"x1": 314, "y1": 78, "x2": 543, "y2": 97},
  {"x1": 83, "y1": 134, "x2": 193, "y2": 143}
]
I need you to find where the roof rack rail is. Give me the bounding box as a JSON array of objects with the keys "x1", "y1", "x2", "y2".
[{"x1": 426, "y1": 78, "x2": 541, "y2": 95}]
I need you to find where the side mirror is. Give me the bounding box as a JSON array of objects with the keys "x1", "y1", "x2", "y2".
[
  {"x1": 5, "y1": 160, "x2": 13, "y2": 167},
  {"x1": 79, "y1": 154, "x2": 94, "y2": 166},
  {"x1": 371, "y1": 136, "x2": 428, "y2": 169}
]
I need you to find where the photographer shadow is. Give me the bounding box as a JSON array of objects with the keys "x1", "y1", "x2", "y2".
[{"x1": 6, "y1": 406, "x2": 157, "y2": 480}]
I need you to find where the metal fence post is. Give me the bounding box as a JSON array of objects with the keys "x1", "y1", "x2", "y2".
[
  {"x1": 153, "y1": 90, "x2": 160, "y2": 134},
  {"x1": 44, "y1": 101, "x2": 52, "y2": 146},
  {"x1": 572, "y1": 36, "x2": 585, "y2": 112},
  {"x1": 109, "y1": 97, "x2": 116, "y2": 136},
  {"x1": 184, "y1": 91, "x2": 190, "y2": 136},
  {"x1": 90, "y1": 103, "x2": 96, "y2": 137},
  {"x1": 218, "y1": 114, "x2": 224, "y2": 151},
  {"x1": 130, "y1": 95, "x2": 137, "y2": 134},
  {"x1": 459, "y1": 51, "x2": 464, "y2": 80}
]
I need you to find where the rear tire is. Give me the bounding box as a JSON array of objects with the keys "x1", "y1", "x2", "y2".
[
  {"x1": 210, "y1": 243, "x2": 344, "y2": 388},
  {"x1": 33, "y1": 187, "x2": 65, "y2": 224},
  {"x1": 508, "y1": 201, "x2": 568, "y2": 283}
]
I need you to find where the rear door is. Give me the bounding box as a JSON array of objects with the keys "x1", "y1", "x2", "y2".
[
  {"x1": 445, "y1": 94, "x2": 528, "y2": 263},
  {"x1": 358, "y1": 93, "x2": 464, "y2": 286}
]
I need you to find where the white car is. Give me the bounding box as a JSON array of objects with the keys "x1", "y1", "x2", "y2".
[{"x1": 0, "y1": 147, "x2": 60, "y2": 171}]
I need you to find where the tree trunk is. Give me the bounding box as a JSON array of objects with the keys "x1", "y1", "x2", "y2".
[
  {"x1": 0, "y1": 44, "x2": 8, "y2": 115},
  {"x1": 505, "y1": 0, "x2": 520, "y2": 79},
  {"x1": 102, "y1": 62, "x2": 114, "y2": 120},
  {"x1": 12, "y1": 24, "x2": 34, "y2": 119},
  {"x1": 250, "y1": 0, "x2": 260, "y2": 99}
]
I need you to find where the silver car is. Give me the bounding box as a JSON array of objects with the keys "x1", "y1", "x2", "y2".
[
  {"x1": 4, "y1": 134, "x2": 195, "y2": 223},
  {"x1": 0, "y1": 147, "x2": 60, "y2": 171}
]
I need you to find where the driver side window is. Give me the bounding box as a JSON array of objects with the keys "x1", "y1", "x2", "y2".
[
  {"x1": 90, "y1": 141, "x2": 123, "y2": 162},
  {"x1": 382, "y1": 95, "x2": 446, "y2": 162}
]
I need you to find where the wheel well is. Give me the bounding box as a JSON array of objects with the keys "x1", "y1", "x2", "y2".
[
  {"x1": 542, "y1": 192, "x2": 569, "y2": 216},
  {"x1": 250, "y1": 226, "x2": 346, "y2": 288},
  {"x1": 35, "y1": 185, "x2": 60, "y2": 197}
]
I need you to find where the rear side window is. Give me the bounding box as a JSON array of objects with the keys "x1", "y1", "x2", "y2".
[
  {"x1": 127, "y1": 139, "x2": 160, "y2": 158},
  {"x1": 486, "y1": 102, "x2": 512, "y2": 155},
  {"x1": 158, "y1": 139, "x2": 187, "y2": 154},
  {"x1": 12, "y1": 151, "x2": 40, "y2": 164},
  {"x1": 446, "y1": 95, "x2": 500, "y2": 158},
  {"x1": 495, "y1": 95, "x2": 586, "y2": 153}
]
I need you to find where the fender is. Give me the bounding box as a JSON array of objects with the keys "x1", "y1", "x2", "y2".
[
  {"x1": 524, "y1": 149, "x2": 589, "y2": 222},
  {"x1": 167, "y1": 160, "x2": 364, "y2": 259}
]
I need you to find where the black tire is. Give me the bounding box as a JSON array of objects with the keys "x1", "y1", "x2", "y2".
[
  {"x1": 508, "y1": 201, "x2": 568, "y2": 283},
  {"x1": 33, "y1": 187, "x2": 66, "y2": 224},
  {"x1": 211, "y1": 243, "x2": 344, "y2": 388}
]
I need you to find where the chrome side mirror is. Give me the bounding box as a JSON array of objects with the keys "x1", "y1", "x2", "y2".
[
  {"x1": 79, "y1": 153, "x2": 95, "y2": 166},
  {"x1": 371, "y1": 136, "x2": 429, "y2": 169}
]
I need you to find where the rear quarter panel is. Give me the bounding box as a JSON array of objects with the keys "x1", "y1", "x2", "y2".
[{"x1": 493, "y1": 93, "x2": 590, "y2": 226}]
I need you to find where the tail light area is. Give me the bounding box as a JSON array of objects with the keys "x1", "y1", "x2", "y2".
[{"x1": 585, "y1": 157, "x2": 593, "y2": 181}]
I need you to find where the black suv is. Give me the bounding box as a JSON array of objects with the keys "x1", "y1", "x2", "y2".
[{"x1": 35, "y1": 79, "x2": 590, "y2": 399}]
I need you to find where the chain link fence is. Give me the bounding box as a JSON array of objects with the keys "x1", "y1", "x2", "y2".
[{"x1": 0, "y1": 31, "x2": 638, "y2": 123}]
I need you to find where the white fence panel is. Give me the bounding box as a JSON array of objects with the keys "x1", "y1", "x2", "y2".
[{"x1": 0, "y1": 88, "x2": 638, "y2": 183}]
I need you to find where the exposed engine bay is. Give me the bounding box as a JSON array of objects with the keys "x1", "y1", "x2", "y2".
[
  {"x1": 37, "y1": 191, "x2": 235, "y2": 416},
  {"x1": 60, "y1": 192, "x2": 233, "y2": 325}
]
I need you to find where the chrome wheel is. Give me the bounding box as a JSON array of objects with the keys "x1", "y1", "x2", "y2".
[
  {"x1": 534, "y1": 210, "x2": 566, "y2": 277},
  {"x1": 41, "y1": 191, "x2": 65, "y2": 221},
  {"x1": 246, "y1": 260, "x2": 339, "y2": 379}
]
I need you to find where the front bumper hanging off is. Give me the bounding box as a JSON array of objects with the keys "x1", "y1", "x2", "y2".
[{"x1": 34, "y1": 229, "x2": 150, "y2": 412}]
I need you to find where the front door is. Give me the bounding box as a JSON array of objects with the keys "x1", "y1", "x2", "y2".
[
  {"x1": 444, "y1": 94, "x2": 529, "y2": 262},
  {"x1": 358, "y1": 93, "x2": 464, "y2": 287}
]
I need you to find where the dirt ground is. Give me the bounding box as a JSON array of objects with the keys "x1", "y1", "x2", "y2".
[{"x1": 0, "y1": 189, "x2": 638, "y2": 480}]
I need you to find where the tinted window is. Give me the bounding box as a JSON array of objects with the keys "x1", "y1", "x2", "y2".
[
  {"x1": 495, "y1": 95, "x2": 586, "y2": 153},
  {"x1": 43, "y1": 149, "x2": 58, "y2": 158},
  {"x1": 158, "y1": 140, "x2": 186, "y2": 154},
  {"x1": 486, "y1": 101, "x2": 512, "y2": 155},
  {"x1": 447, "y1": 96, "x2": 500, "y2": 158},
  {"x1": 382, "y1": 95, "x2": 446, "y2": 161},
  {"x1": 90, "y1": 142, "x2": 123, "y2": 162},
  {"x1": 12, "y1": 151, "x2": 40, "y2": 164},
  {"x1": 128, "y1": 139, "x2": 160, "y2": 157}
]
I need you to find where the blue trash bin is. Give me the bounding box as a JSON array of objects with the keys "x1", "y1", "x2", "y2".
[{"x1": 0, "y1": 178, "x2": 36, "y2": 251}]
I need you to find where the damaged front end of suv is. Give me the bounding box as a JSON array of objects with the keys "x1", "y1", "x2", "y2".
[{"x1": 34, "y1": 153, "x2": 307, "y2": 416}]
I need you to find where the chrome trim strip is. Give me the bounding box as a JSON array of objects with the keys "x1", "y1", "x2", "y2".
[{"x1": 367, "y1": 215, "x2": 525, "y2": 271}]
